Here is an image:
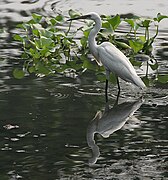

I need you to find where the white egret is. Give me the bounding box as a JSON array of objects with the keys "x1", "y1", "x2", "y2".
[{"x1": 68, "y1": 12, "x2": 146, "y2": 101}]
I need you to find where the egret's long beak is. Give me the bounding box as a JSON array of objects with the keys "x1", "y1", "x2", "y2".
[{"x1": 67, "y1": 14, "x2": 90, "y2": 21}]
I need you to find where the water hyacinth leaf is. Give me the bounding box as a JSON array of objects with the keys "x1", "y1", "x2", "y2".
[
  {"x1": 139, "y1": 36, "x2": 146, "y2": 43},
  {"x1": 125, "y1": 19, "x2": 134, "y2": 28},
  {"x1": 149, "y1": 62, "x2": 158, "y2": 70},
  {"x1": 21, "y1": 52, "x2": 29, "y2": 59},
  {"x1": 102, "y1": 21, "x2": 112, "y2": 31},
  {"x1": 32, "y1": 23, "x2": 43, "y2": 29},
  {"x1": 55, "y1": 15, "x2": 64, "y2": 22},
  {"x1": 129, "y1": 39, "x2": 144, "y2": 53},
  {"x1": 29, "y1": 39, "x2": 36, "y2": 48},
  {"x1": 82, "y1": 58, "x2": 95, "y2": 70},
  {"x1": 110, "y1": 73, "x2": 117, "y2": 84},
  {"x1": 154, "y1": 13, "x2": 168, "y2": 22},
  {"x1": 142, "y1": 76, "x2": 149, "y2": 86},
  {"x1": 115, "y1": 41, "x2": 131, "y2": 49},
  {"x1": 130, "y1": 58, "x2": 142, "y2": 67},
  {"x1": 83, "y1": 28, "x2": 91, "y2": 38},
  {"x1": 29, "y1": 66, "x2": 35, "y2": 73},
  {"x1": 40, "y1": 48, "x2": 50, "y2": 57},
  {"x1": 40, "y1": 36, "x2": 54, "y2": 48},
  {"x1": 97, "y1": 73, "x2": 106, "y2": 82},
  {"x1": 32, "y1": 29, "x2": 39, "y2": 36},
  {"x1": 68, "y1": 9, "x2": 81, "y2": 18},
  {"x1": 50, "y1": 18, "x2": 57, "y2": 26},
  {"x1": 32, "y1": 13, "x2": 42, "y2": 23},
  {"x1": 29, "y1": 48, "x2": 41, "y2": 58},
  {"x1": 80, "y1": 36, "x2": 88, "y2": 48},
  {"x1": 34, "y1": 51, "x2": 41, "y2": 59},
  {"x1": 16, "y1": 23, "x2": 29, "y2": 30},
  {"x1": 157, "y1": 74, "x2": 168, "y2": 83},
  {"x1": 125, "y1": 18, "x2": 140, "y2": 32},
  {"x1": 16, "y1": 23, "x2": 24, "y2": 29},
  {"x1": 108, "y1": 14, "x2": 121, "y2": 31},
  {"x1": 34, "y1": 39, "x2": 41, "y2": 49},
  {"x1": 35, "y1": 62, "x2": 50, "y2": 75},
  {"x1": 13, "y1": 34, "x2": 23, "y2": 42},
  {"x1": 141, "y1": 19, "x2": 152, "y2": 27},
  {"x1": 40, "y1": 29, "x2": 54, "y2": 38},
  {"x1": 13, "y1": 68, "x2": 25, "y2": 79}
]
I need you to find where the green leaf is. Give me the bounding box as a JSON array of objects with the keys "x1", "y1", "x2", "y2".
[
  {"x1": 110, "y1": 73, "x2": 117, "y2": 84},
  {"x1": 16, "y1": 23, "x2": 25, "y2": 29},
  {"x1": 80, "y1": 36, "x2": 88, "y2": 48},
  {"x1": 68, "y1": 9, "x2": 81, "y2": 18},
  {"x1": 32, "y1": 13, "x2": 42, "y2": 23},
  {"x1": 55, "y1": 15, "x2": 64, "y2": 22},
  {"x1": 142, "y1": 76, "x2": 149, "y2": 86},
  {"x1": 34, "y1": 39, "x2": 41, "y2": 49},
  {"x1": 40, "y1": 29, "x2": 54, "y2": 38},
  {"x1": 13, "y1": 34, "x2": 23, "y2": 42},
  {"x1": 32, "y1": 29, "x2": 40, "y2": 36},
  {"x1": 97, "y1": 73, "x2": 106, "y2": 82},
  {"x1": 125, "y1": 19, "x2": 135, "y2": 28},
  {"x1": 83, "y1": 28, "x2": 91, "y2": 38},
  {"x1": 40, "y1": 36, "x2": 53, "y2": 48},
  {"x1": 35, "y1": 62, "x2": 50, "y2": 75},
  {"x1": 157, "y1": 74, "x2": 168, "y2": 83},
  {"x1": 154, "y1": 13, "x2": 168, "y2": 22},
  {"x1": 141, "y1": 19, "x2": 152, "y2": 27},
  {"x1": 102, "y1": 21, "x2": 112, "y2": 31},
  {"x1": 40, "y1": 48, "x2": 51, "y2": 57},
  {"x1": 29, "y1": 66, "x2": 35, "y2": 73},
  {"x1": 29, "y1": 48, "x2": 41, "y2": 58},
  {"x1": 108, "y1": 14, "x2": 121, "y2": 31},
  {"x1": 149, "y1": 62, "x2": 158, "y2": 70},
  {"x1": 13, "y1": 68, "x2": 25, "y2": 79},
  {"x1": 129, "y1": 39, "x2": 144, "y2": 53},
  {"x1": 130, "y1": 58, "x2": 142, "y2": 67},
  {"x1": 115, "y1": 41, "x2": 131, "y2": 49},
  {"x1": 139, "y1": 36, "x2": 146, "y2": 43},
  {"x1": 50, "y1": 18, "x2": 57, "y2": 26},
  {"x1": 125, "y1": 18, "x2": 139, "y2": 31},
  {"x1": 21, "y1": 52, "x2": 29, "y2": 59}
]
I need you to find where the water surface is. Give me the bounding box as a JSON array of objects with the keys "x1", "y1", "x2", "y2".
[{"x1": 0, "y1": 0, "x2": 168, "y2": 179}]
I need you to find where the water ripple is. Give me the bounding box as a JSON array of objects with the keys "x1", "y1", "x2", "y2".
[{"x1": 52, "y1": 92, "x2": 70, "y2": 99}]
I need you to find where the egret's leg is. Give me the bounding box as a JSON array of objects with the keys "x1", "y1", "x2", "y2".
[
  {"x1": 105, "y1": 79, "x2": 108, "y2": 102},
  {"x1": 115, "y1": 76, "x2": 120, "y2": 105},
  {"x1": 116, "y1": 76, "x2": 120, "y2": 93},
  {"x1": 105, "y1": 70, "x2": 110, "y2": 102}
]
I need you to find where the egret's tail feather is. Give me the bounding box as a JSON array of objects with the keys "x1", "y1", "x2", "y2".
[{"x1": 134, "y1": 76, "x2": 146, "y2": 89}]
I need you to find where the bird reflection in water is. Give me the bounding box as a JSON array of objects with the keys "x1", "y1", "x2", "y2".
[{"x1": 86, "y1": 97, "x2": 144, "y2": 165}]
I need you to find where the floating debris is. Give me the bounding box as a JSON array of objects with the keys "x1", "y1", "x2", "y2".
[{"x1": 3, "y1": 124, "x2": 19, "y2": 130}]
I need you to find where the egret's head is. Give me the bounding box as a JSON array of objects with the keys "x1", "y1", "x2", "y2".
[{"x1": 68, "y1": 12, "x2": 100, "y2": 21}]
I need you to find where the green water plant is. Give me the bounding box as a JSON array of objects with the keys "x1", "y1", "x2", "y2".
[{"x1": 13, "y1": 10, "x2": 168, "y2": 84}]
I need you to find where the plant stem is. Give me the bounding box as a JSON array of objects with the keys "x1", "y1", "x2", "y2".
[
  {"x1": 146, "y1": 61, "x2": 149, "y2": 77},
  {"x1": 66, "y1": 21, "x2": 72, "y2": 36}
]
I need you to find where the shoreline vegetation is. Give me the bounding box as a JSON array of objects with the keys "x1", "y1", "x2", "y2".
[{"x1": 12, "y1": 9, "x2": 168, "y2": 85}]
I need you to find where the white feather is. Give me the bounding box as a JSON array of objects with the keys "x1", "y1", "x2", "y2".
[{"x1": 97, "y1": 42, "x2": 146, "y2": 89}]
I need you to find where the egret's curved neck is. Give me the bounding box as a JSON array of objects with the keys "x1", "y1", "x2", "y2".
[{"x1": 88, "y1": 16, "x2": 101, "y2": 58}]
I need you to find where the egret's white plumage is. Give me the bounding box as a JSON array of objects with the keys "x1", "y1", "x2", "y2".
[
  {"x1": 69, "y1": 12, "x2": 146, "y2": 98},
  {"x1": 97, "y1": 42, "x2": 146, "y2": 88}
]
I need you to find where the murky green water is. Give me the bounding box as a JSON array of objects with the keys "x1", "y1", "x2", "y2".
[{"x1": 0, "y1": 0, "x2": 168, "y2": 179}]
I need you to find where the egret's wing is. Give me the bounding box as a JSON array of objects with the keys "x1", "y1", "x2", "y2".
[
  {"x1": 98, "y1": 42, "x2": 135, "y2": 79},
  {"x1": 97, "y1": 42, "x2": 145, "y2": 88}
]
